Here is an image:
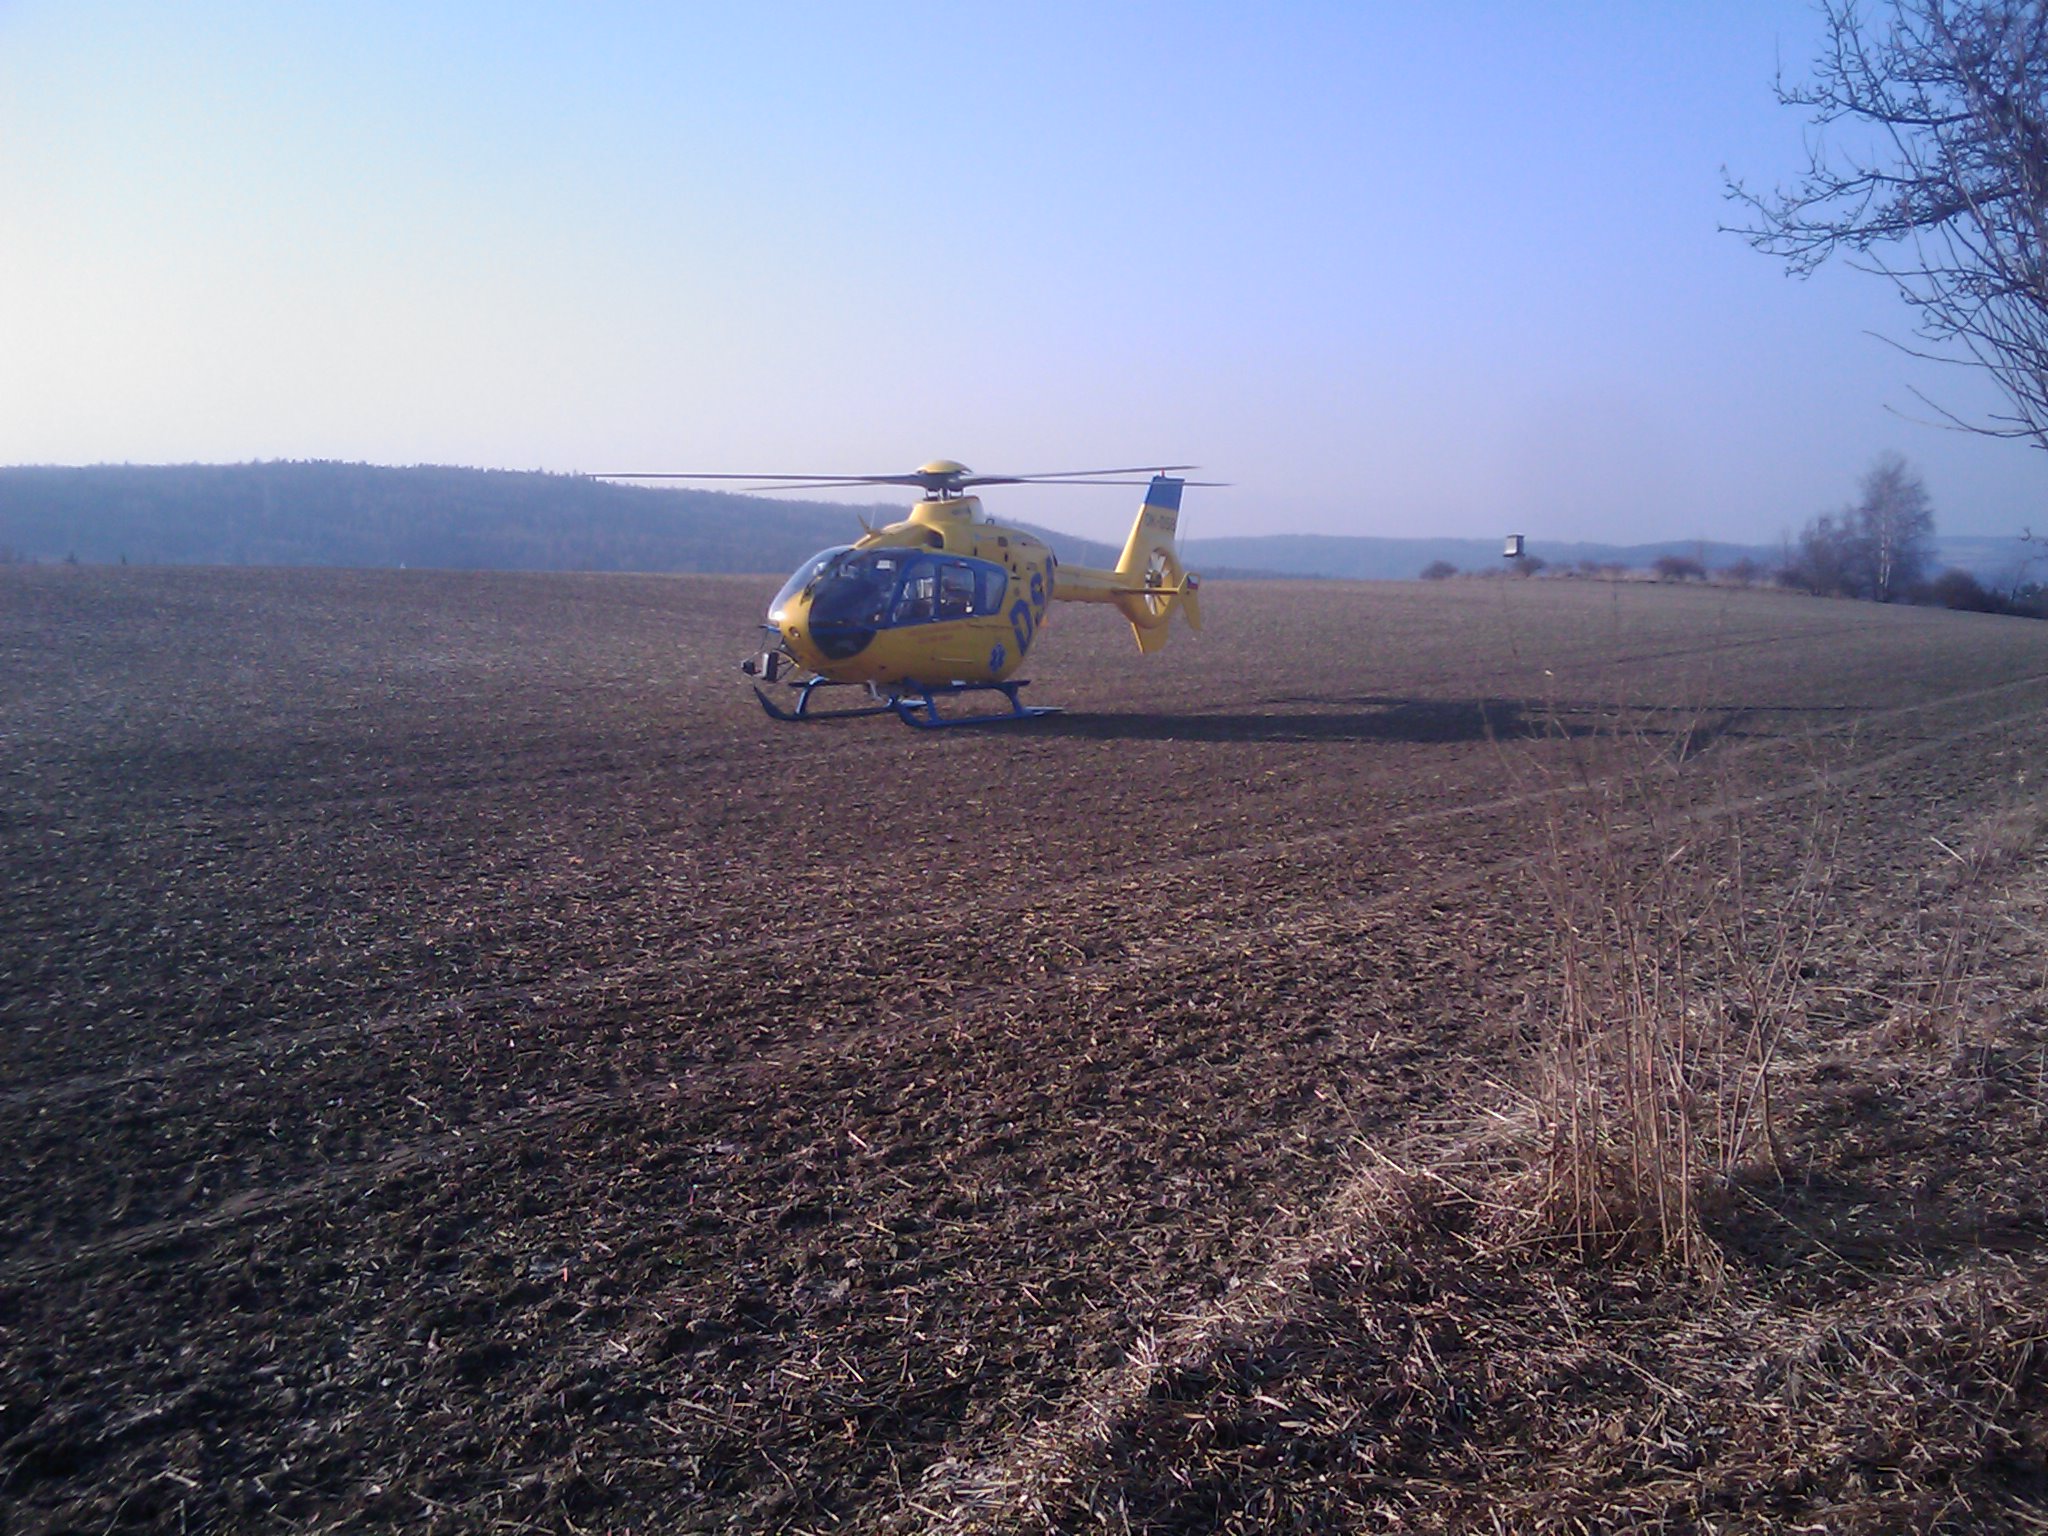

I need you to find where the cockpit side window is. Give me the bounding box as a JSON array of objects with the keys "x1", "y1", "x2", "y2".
[
  {"x1": 804, "y1": 551, "x2": 1012, "y2": 630},
  {"x1": 890, "y1": 557, "x2": 939, "y2": 624},
  {"x1": 936, "y1": 562, "x2": 977, "y2": 618},
  {"x1": 892, "y1": 558, "x2": 1007, "y2": 624}
]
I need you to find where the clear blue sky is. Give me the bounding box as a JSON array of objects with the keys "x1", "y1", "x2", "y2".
[{"x1": 2, "y1": 1, "x2": 2038, "y2": 544}]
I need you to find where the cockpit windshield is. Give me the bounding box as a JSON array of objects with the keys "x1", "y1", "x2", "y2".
[
  {"x1": 768, "y1": 546, "x2": 850, "y2": 622},
  {"x1": 809, "y1": 551, "x2": 909, "y2": 629}
]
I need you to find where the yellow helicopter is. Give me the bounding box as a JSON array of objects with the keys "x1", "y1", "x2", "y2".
[{"x1": 606, "y1": 460, "x2": 1210, "y2": 726}]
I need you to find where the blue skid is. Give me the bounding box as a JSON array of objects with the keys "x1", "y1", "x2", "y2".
[
  {"x1": 753, "y1": 675, "x2": 1060, "y2": 727},
  {"x1": 752, "y1": 677, "x2": 896, "y2": 722},
  {"x1": 892, "y1": 679, "x2": 1061, "y2": 729}
]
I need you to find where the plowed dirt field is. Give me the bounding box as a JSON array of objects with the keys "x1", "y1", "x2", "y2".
[{"x1": 4, "y1": 567, "x2": 2046, "y2": 1533}]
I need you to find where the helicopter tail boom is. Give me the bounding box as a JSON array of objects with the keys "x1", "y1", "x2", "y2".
[{"x1": 1049, "y1": 475, "x2": 1202, "y2": 651}]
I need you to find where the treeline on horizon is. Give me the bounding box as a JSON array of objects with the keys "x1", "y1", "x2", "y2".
[
  {"x1": 0, "y1": 461, "x2": 2038, "y2": 604},
  {"x1": 1416, "y1": 547, "x2": 2046, "y2": 618},
  {"x1": 0, "y1": 462, "x2": 885, "y2": 577}
]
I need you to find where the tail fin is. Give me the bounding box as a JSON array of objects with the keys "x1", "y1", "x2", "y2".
[
  {"x1": 1115, "y1": 476, "x2": 1183, "y2": 577},
  {"x1": 1112, "y1": 476, "x2": 1202, "y2": 652}
]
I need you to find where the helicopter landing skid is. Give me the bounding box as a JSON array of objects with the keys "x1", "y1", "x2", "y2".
[
  {"x1": 890, "y1": 680, "x2": 1061, "y2": 730},
  {"x1": 751, "y1": 677, "x2": 898, "y2": 722},
  {"x1": 752, "y1": 674, "x2": 1060, "y2": 728}
]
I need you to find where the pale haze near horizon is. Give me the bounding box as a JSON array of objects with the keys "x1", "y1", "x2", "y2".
[{"x1": 1, "y1": 1, "x2": 2039, "y2": 548}]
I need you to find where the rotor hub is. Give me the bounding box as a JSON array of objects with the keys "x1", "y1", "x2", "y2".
[{"x1": 914, "y1": 460, "x2": 973, "y2": 498}]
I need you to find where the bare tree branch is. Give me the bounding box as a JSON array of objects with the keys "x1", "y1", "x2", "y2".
[{"x1": 1727, "y1": 1, "x2": 2048, "y2": 449}]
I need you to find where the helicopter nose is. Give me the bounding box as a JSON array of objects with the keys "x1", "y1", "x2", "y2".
[
  {"x1": 795, "y1": 586, "x2": 886, "y2": 661},
  {"x1": 767, "y1": 600, "x2": 833, "y2": 670}
]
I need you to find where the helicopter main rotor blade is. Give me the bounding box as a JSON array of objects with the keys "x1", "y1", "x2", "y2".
[
  {"x1": 687, "y1": 478, "x2": 933, "y2": 492},
  {"x1": 997, "y1": 465, "x2": 1200, "y2": 479},
  {"x1": 593, "y1": 472, "x2": 923, "y2": 485},
  {"x1": 593, "y1": 465, "x2": 1226, "y2": 491},
  {"x1": 966, "y1": 477, "x2": 1231, "y2": 488}
]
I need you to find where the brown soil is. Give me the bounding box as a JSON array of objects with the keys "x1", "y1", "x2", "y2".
[{"x1": 2, "y1": 566, "x2": 2044, "y2": 1532}]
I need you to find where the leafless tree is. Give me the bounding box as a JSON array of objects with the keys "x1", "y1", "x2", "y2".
[
  {"x1": 1787, "y1": 451, "x2": 1937, "y2": 597},
  {"x1": 2000, "y1": 520, "x2": 2046, "y2": 596},
  {"x1": 1728, "y1": 1, "x2": 2048, "y2": 449},
  {"x1": 1854, "y1": 449, "x2": 1937, "y2": 596},
  {"x1": 1790, "y1": 510, "x2": 1863, "y2": 594}
]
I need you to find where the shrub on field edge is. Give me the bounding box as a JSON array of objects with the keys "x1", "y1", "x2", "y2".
[{"x1": 1652, "y1": 554, "x2": 1707, "y2": 582}]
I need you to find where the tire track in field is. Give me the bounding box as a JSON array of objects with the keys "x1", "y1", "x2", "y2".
[
  {"x1": 893, "y1": 721, "x2": 2048, "y2": 1534},
  {"x1": 1240, "y1": 606, "x2": 1900, "y2": 712},
  {"x1": 8, "y1": 668, "x2": 2044, "y2": 1118},
  {"x1": 0, "y1": 1093, "x2": 598, "y2": 1281},
  {"x1": 9, "y1": 689, "x2": 2041, "y2": 1284},
  {"x1": 0, "y1": 755, "x2": 1784, "y2": 1118},
  {"x1": 892, "y1": 1146, "x2": 1456, "y2": 1536},
  {"x1": 0, "y1": 774, "x2": 1606, "y2": 1114},
  {"x1": 1575, "y1": 614, "x2": 1892, "y2": 671}
]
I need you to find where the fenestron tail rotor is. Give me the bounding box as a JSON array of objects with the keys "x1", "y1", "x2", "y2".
[{"x1": 1142, "y1": 547, "x2": 1175, "y2": 621}]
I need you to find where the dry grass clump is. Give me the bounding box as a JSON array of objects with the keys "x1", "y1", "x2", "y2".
[
  {"x1": 1488, "y1": 715, "x2": 1843, "y2": 1274},
  {"x1": 938, "y1": 745, "x2": 2048, "y2": 1535},
  {"x1": 1503, "y1": 706, "x2": 2048, "y2": 1263},
  {"x1": 912, "y1": 690, "x2": 2048, "y2": 1534},
  {"x1": 902, "y1": 716, "x2": 2048, "y2": 1533},
  {"x1": 1905, "y1": 790, "x2": 2048, "y2": 1063},
  {"x1": 941, "y1": 1156, "x2": 2047, "y2": 1535}
]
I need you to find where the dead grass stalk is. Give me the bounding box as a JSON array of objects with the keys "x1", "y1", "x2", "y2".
[{"x1": 1500, "y1": 704, "x2": 1843, "y2": 1274}]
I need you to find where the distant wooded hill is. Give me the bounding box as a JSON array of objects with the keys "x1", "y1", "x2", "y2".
[
  {"x1": 0, "y1": 462, "x2": 899, "y2": 576},
  {"x1": 0, "y1": 461, "x2": 2034, "y2": 586}
]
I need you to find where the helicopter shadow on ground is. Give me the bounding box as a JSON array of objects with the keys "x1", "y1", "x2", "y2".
[
  {"x1": 1041, "y1": 696, "x2": 1601, "y2": 745},
  {"x1": 1040, "y1": 695, "x2": 1849, "y2": 748}
]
